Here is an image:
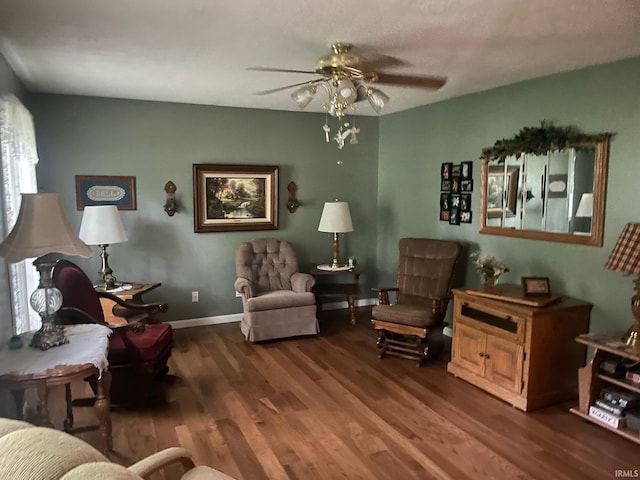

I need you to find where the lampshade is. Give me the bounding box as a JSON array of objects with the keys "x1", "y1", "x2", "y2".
[
  {"x1": 318, "y1": 201, "x2": 354, "y2": 233},
  {"x1": 575, "y1": 193, "x2": 594, "y2": 218},
  {"x1": 0, "y1": 193, "x2": 91, "y2": 263},
  {"x1": 604, "y1": 223, "x2": 640, "y2": 275},
  {"x1": 367, "y1": 87, "x2": 390, "y2": 113},
  {"x1": 337, "y1": 78, "x2": 357, "y2": 101},
  {"x1": 604, "y1": 222, "x2": 640, "y2": 347},
  {"x1": 79, "y1": 205, "x2": 128, "y2": 245},
  {"x1": 291, "y1": 84, "x2": 316, "y2": 109}
]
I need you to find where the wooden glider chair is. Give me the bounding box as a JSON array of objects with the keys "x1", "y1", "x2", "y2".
[
  {"x1": 371, "y1": 238, "x2": 462, "y2": 366},
  {"x1": 52, "y1": 259, "x2": 172, "y2": 407},
  {"x1": 234, "y1": 238, "x2": 319, "y2": 342}
]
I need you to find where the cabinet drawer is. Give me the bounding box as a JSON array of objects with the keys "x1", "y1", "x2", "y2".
[{"x1": 455, "y1": 300, "x2": 525, "y2": 343}]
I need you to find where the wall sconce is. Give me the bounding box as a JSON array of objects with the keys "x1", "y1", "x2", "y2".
[
  {"x1": 164, "y1": 181, "x2": 177, "y2": 216},
  {"x1": 287, "y1": 181, "x2": 300, "y2": 213}
]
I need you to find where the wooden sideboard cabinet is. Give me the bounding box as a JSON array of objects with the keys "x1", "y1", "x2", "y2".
[{"x1": 447, "y1": 288, "x2": 592, "y2": 411}]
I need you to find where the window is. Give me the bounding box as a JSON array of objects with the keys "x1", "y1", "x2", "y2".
[{"x1": 0, "y1": 94, "x2": 40, "y2": 339}]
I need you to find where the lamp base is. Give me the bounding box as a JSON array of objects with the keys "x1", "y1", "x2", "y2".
[
  {"x1": 30, "y1": 317, "x2": 68, "y2": 350},
  {"x1": 625, "y1": 287, "x2": 640, "y2": 348},
  {"x1": 29, "y1": 255, "x2": 68, "y2": 350}
]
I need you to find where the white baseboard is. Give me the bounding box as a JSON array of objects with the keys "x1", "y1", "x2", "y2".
[
  {"x1": 168, "y1": 313, "x2": 243, "y2": 329},
  {"x1": 320, "y1": 297, "x2": 378, "y2": 311},
  {"x1": 168, "y1": 297, "x2": 377, "y2": 329}
]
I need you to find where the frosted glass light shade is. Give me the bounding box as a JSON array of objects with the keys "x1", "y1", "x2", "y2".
[
  {"x1": 291, "y1": 85, "x2": 316, "y2": 109},
  {"x1": 318, "y1": 201, "x2": 354, "y2": 233},
  {"x1": 337, "y1": 78, "x2": 357, "y2": 101},
  {"x1": 79, "y1": 205, "x2": 128, "y2": 245},
  {"x1": 0, "y1": 193, "x2": 91, "y2": 263},
  {"x1": 367, "y1": 88, "x2": 389, "y2": 113}
]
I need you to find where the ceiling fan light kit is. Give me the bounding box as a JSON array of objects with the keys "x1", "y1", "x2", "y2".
[{"x1": 254, "y1": 42, "x2": 446, "y2": 150}]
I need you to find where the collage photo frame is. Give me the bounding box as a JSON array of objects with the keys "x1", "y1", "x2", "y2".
[{"x1": 440, "y1": 161, "x2": 473, "y2": 225}]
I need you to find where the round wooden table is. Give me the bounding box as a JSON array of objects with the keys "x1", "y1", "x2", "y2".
[{"x1": 0, "y1": 324, "x2": 112, "y2": 455}]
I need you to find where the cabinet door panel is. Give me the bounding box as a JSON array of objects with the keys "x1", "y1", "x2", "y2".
[
  {"x1": 452, "y1": 323, "x2": 485, "y2": 376},
  {"x1": 485, "y1": 335, "x2": 524, "y2": 393}
]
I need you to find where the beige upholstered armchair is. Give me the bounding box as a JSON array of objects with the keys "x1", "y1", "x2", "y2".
[
  {"x1": 0, "y1": 418, "x2": 235, "y2": 479},
  {"x1": 371, "y1": 237, "x2": 462, "y2": 366},
  {"x1": 234, "y1": 238, "x2": 319, "y2": 342}
]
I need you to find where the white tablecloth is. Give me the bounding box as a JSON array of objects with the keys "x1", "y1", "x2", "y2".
[{"x1": 0, "y1": 324, "x2": 112, "y2": 377}]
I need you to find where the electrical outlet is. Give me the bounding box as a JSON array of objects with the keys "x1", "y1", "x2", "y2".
[{"x1": 191, "y1": 291, "x2": 199, "y2": 302}]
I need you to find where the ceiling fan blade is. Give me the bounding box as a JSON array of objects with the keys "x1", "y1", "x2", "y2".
[
  {"x1": 358, "y1": 54, "x2": 411, "y2": 72},
  {"x1": 373, "y1": 72, "x2": 447, "y2": 90},
  {"x1": 254, "y1": 80, "x2": 321, "y2": 96},
  {"x1": 248, "y1": 66, "x2": 319, "y2": 75}
]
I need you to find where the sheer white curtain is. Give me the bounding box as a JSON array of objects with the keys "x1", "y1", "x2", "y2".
[{"x1": 0, "y1": 94, "x2": 40, "y2": 344}]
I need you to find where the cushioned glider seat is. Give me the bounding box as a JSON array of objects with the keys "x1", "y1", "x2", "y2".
[{"x1": 371, "y1": 238, "x2": 462, "y2": 366}]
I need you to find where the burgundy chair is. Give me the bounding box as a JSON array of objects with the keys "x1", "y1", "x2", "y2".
[{"x1": 53, "y1": 259, "x2": 172, "y2": 407}]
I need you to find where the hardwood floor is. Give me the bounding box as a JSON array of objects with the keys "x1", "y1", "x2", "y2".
[{"x1": 52, "y1": 308, "x2": 638, "y2": 479}]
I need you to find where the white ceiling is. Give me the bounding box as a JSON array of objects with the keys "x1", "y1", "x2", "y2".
[{"x1": 1, "y1": 0, "x2": 639, "y2": 116}]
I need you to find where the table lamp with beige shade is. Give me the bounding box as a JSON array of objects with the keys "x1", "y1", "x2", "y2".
[
  {"x1": 78, "y1": 205, "x2": 128, "y2": 290},
  {"x1": 0, "y1": 193, "x2": 91, "y2": 350},
  {"x1": 317, "y1": 201, "x2": 353, "y2": 270}
]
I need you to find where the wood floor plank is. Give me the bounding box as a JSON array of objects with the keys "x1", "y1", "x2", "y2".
[{"x1": 33, "y1": 307, "x2": 640, "y2": 480}]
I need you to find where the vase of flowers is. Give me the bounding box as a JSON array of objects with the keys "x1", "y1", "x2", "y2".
[{"x1": 471, "y1": 251, "x2": 509, "y2": 291}]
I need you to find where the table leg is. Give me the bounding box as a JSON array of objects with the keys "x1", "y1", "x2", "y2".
[
  {"x1": 347, "y1": 296, "x2": 357, "y2": 325},
  {"x1": 11, "y1": 389, "x2": 24, "y2": 420},
  {"x1": 36, "y1": 380, "x2": 54, "y2": 428},
  {"x1": 94, "y1": 370, "x2": 112, "y2": 455},
  {"x1": 63, "y1": 383, "x2": 74, "y2": 432}
]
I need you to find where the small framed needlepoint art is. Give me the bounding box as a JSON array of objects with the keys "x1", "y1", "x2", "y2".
[{"x1": 75, "y1": 175, "x2": 137, "y2": 210}]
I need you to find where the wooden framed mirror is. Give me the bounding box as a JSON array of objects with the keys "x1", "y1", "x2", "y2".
[{"x1": 479, "y1": 135, "x2": 610, "y2": 246}]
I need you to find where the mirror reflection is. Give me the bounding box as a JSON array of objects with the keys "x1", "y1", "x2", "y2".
[{"x1": 480, "y1": 137, "x2": 609, "y2": 246}]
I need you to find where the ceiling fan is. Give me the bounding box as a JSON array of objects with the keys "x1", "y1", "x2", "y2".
[{"x1": 249, "y1": 42, "x2": 446, "y2": 149}]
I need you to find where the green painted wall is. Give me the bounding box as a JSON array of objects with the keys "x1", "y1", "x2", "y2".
[
  {"x1": 30, "y1": 95, "x2": 379, "y2": 321},
  {"x1": 11, "y1": 54, "x2": 640, "y2": 333},
  {"x1": 378, "y1": 56, "x2": 640, "y2": 333}
]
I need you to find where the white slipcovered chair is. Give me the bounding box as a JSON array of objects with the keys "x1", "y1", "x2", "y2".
[{"x1": 0, "y1": 418, "x2": 235, "y2": 479}]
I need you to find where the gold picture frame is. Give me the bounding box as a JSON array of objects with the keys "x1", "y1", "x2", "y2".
[{"x1": 193, "y1": 164, "x2": 279, "y2": 233}]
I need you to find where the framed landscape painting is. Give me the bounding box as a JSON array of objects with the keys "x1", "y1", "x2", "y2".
[{"x1": 193, "y1": 164, "x2": 279, "y2": 233}]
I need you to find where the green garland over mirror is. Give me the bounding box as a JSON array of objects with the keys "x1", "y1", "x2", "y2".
[{"x1": 481, "y1": 121, "x2": 612, "y2": 163}]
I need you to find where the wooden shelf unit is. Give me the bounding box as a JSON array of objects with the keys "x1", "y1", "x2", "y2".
[
  {"x1": 447, "y1": 288, "x2": 592, "y2": 411},
  {"x1": 571, "y1": 332, "x2": 640, "y2": 444}
]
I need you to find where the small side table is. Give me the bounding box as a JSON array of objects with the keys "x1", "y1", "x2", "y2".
[
  {"x1": 310, "y1": 264, "x2": 361, "y2": 325},
  {"x1": 0, "y1": 324, "x2": 113, "y2": 455},
  {"x1": 96, "y1": 281, "x2": 161, "y2": 302},
  {"x1": 97, "y1": 282, "x2": 161, "y2": 324}
]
